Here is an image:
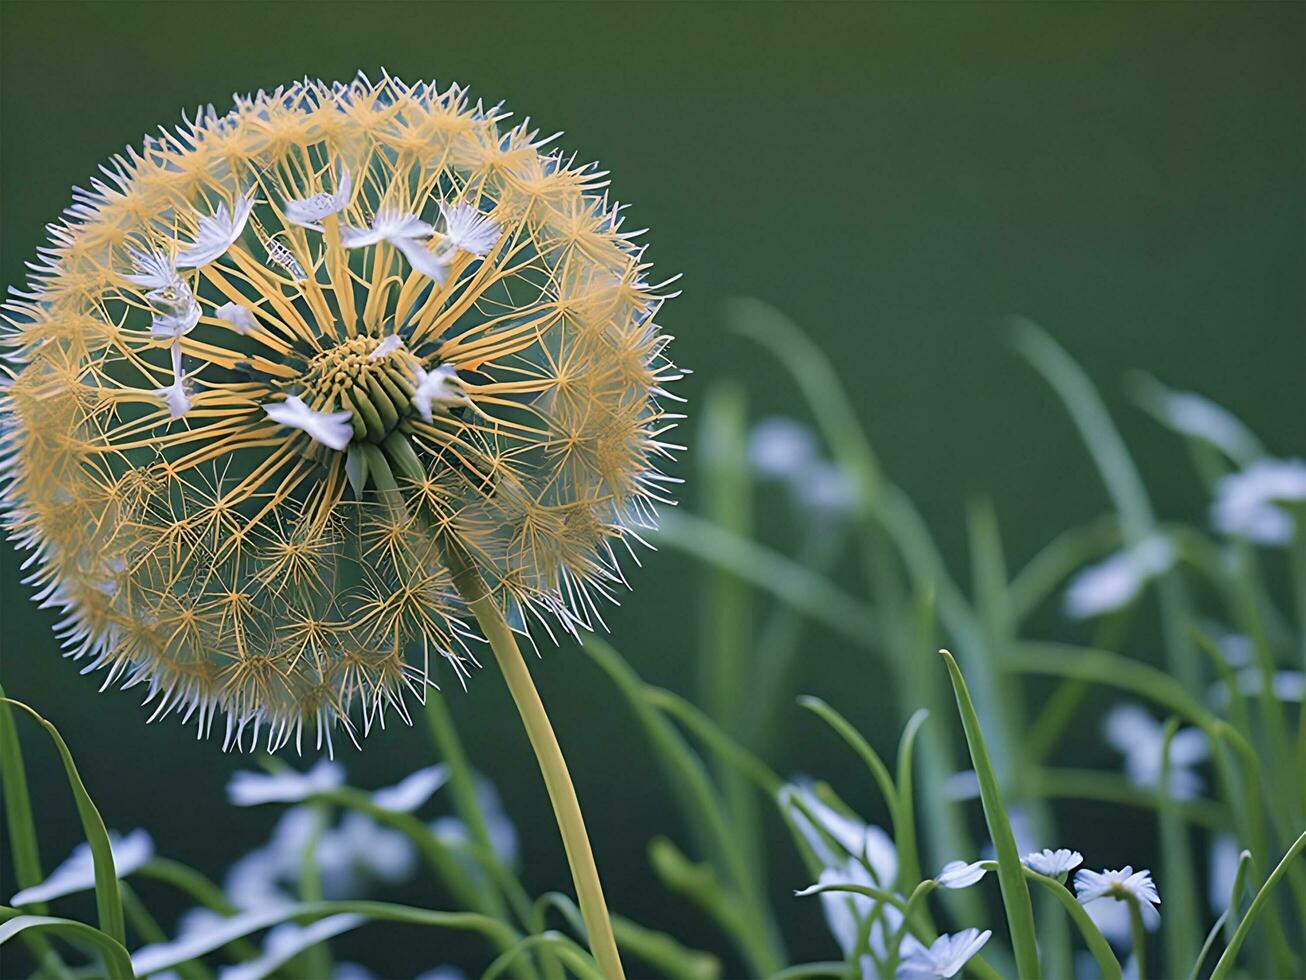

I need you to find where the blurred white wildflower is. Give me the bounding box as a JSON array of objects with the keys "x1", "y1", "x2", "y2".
[
  {"x1": 1138, "y1": 383, "x2": 1261, "y2": 463},
  {"x1": 1212, "y1": 458, "x2": 1306, "y2": 545},
  {"x1": 372, "y1": 764, "x2": 449, "y2": 813},
  {"x1": 1074, "y1": 866, "x2": 1161, "y2": 931},
  {"x1": 935, "y1": 860, "x2": 988, "y2": 889},
  {"x1": 430, "y1": 775, "x2": 520, "y2": 865},
  {"x1": 1208, "y1": 834, "x2": 1244, "y2": 916},
  {"x1": 228, "y1": 759, "x2": 345, "y2": 806},
  {"x1": 794, "y1": 461, "x2": 859, "y2": 519},
  {"x1": 1022, "y1": 848, "x2": 1083, "y2": 879},
  {"x1": 10, "y1": 829, "x2": 153, "y2": 905},
  {"x1": 134, "y1": 906, "x2": 296, "y2": 977},
  {"x1": 795, "y1": 859, "x2": 903, "y2": 972},
  {"x1": 1063, "y1": 537, "x2": 1173, "y2": 619},
  {"x1": 1104, "y1": 704, "x2": 1208, "y2": 800},
  {"x1": 748, "y1": 417, "x2": 818, "y2": 478},
  {"x1": 897, "y1": 928, "x2": 991, "y2": 980},
  {"x1": 779, "y1": 782, "x2": 896, "y2": 883},
  {"x1": 221, "y1": 914, "x2": 366, "y2": 980},
  {"x1": 319, "y1": 811, "x2": 416, "y2": 894}
]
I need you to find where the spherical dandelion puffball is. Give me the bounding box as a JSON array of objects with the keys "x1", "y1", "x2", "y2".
[{"x1": 1, "y1": 74, "x2": 681, "y2": 751}]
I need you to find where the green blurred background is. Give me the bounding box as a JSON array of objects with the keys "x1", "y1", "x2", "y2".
[{"x1": 1, "y1": 2, "x2": 1302, "y2": 975}]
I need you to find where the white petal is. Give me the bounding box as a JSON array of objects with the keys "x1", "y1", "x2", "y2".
[
  {"x1": 226, "y1": 759, "x2": 345, "y2": 806},
  {"x1": 215, "y1": 302, "x2": 258, "y2": 334},
  {"x1": 1212, "y1": 458, "x2": 1306, "y2": 546},
  {"x1": 11, "y1": 829, "x2": 153, "y2": 906},
  {"x1": 394, "y1": 237, "x2": 453, "y2": 283},
  {"x1": 262, "y1": 396, "x2": 354, "y2": 452},
  {"x1": 283, "y1": 169, "x2": 352, "y2": 230},
  {"x1": 176, "y1": 196, "x2": 253, "y2": 268},
  {"x1": 935, "y1": 859, "x2": 988, "y2": 889},
  {"x1": 371, "y1": 765, "x2": 449, "y2": 813},
  {"x1": 367, "y1": 335, "x2": 405, "y2": 362},
  {"x1": 123, "y1": 248, "x2": 177, "y2": 289},
  {"x1": 1022, "y1": 848, "x2": 1083, "y2": 877},
  {"x1": 220, "y1": 915, "x2": 366, "y2": 980}
]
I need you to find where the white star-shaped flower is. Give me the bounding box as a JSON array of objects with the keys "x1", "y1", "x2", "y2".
[
  {"x1": 370, "y1": 765, "x2": 449, "y2": 813},
  {"x1": 1074, "y1": 866, "x2": 1161, "y2": 929},
  {"x1": 367, "y1": 335, "x2": 405, "y2": 362},
  {"x1": 1022, "y1": 848, "x2": 1083, "y2": 878},
  {"x1": 340, "y1": 210, "x2": 456, "y2": 283},
  {"x1": 283, "y1": 169, "x2": 353, "y2": 230},
  {"x1": 177, "y1": 195, "x2": 254, "y2": 268},
  {"x1": 262, "y1": 395, "x2": 354, "y2": 451},
  {"x1": 154, "y1": 342, "x2": 191, "y2": 418},
  {"x1": 1063, "y1": 536, "x2": 1174, "y2": 619},
  {"x1": 214, "y1": 301, "x2": 258, "y2": 334},
  {"x1": 898, "y1": 928, "x2": 992, "y2": 980},
  {"x1": 412, "y1": 364, "x2": 468, "y2": 422},
  {"x1": 935, "y1": 859, "x2": 988, "y2": 889},
  {"x1": 438, "y1": 201, "x2": 501, "y2": 257}
]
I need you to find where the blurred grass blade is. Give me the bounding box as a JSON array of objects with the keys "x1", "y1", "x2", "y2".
[
  {"x1": 725, "y1": 297, "x2": 882, "y2": 499},
  {"x1": 129, "y1": 900, "x2": 519, "y2": 976},
  {"x1": 940, "y1": 651, "x2": 1041, "y2": 979},
  {"x1": 1021, "y1": 871, "x2": 1122, "y2": 980},
  {"x1": 1010, "y1": 318, "x2": 1199, "y2": 689},
  {"x1": 655, "y1": 510, "x2": 878, "y2": 649},
  {"x1": 0, "y1": 910, "x2": 134, "y2": 979},
  {"x1": 795, "y1": 696, "x2": 901, "y2": 834},
  {"x1": 582, "y1": 637, "x2": 785, "y2": 975},
  {"x1": 0, "y1": 685, "x2": 44, "y2": 898},
  {"x1": 1, "y1": 698, "x2": 124, "y2": 945},
  {"x1": 1187, "y1": 849, "x2": 1252, "y2": 980},
  {"x1": 484, "y1": 933, "x2": 605, "y2": 980},
  {"x1": 894, "y1": 709, "x2": 929, "y2": 892},
  {"x1": 1157, "y1": 719, "x2": 1200, "y2": 973},
  {"x1": 1210, "y1": 829, "x2": 1306, "y2": 980},
  {"x1": 1008, "y1": 517, "x2": 1119, "y2": 622},
  {"x1": 644, "y1": 688, "x2": 783, "y2": 797}
]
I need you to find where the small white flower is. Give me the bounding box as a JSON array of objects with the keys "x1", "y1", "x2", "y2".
[
  {"x1": 11, "y1": 829, "x2": 153, "y2": 905},
  {"x1": 133, "y1": 906, "x2": 288, "y2": 977},
  {"x1": 1022, "y1": 848, "x2": 1083, "y2": 878},
  {"x1": 748, "y1": 417, "x2": 818, "y2": 479},
  {"x1": 154, "y1": 342, "x2": 191, "y2": 418},
  {"x1": 283, "y1": 168, "x2": 352, "y2": 230},
  {"x1": 1104, "y1": 704, "x2": 1208, "y2": 800},
  {"x1": 124, "y1": 247, "x2": 179, "y2": 289},
  {"x1": 897, "y1": 928, "x2": 992, "y2": 979},
  {"x1": 214, "y1": 301, "x2": 258, "y2": 334},
  {"x1": 438, "y1": 201, "x2": 501, "y2": 257},
  {"x1": 1212, "y1": 458, "x2": 1306, "y2": 546},
  {"x1": 227, "y1": 758, "x2": 345, "y2": 806},
  {"x1": 371, "y1": 764, "x2": 448, "y2": 813},
  {"x1": 367, "y1": 335, "x2": 405, "y2": 362},
  {"x1": 1064, "y1": 537, "x2": 1174, "y2": 619},
  {"x1": 176, "y1": 195, "x2": 253, "y2": 268},
  {"x1": 412, "y1": 364, "x2": 468, "y2": 422},
  {"x1": 935, "y1": 859, "x2": 988, "y2": 889},
  {"x1": 146, "y1": 280, "x2": 201, "y2": 339},
  {"x1": 1074, "y1": 866, "x2": 1161, "y2": 930},
  {"x1": 263, "y1": 395, "x2": 355, "y2": 452}
]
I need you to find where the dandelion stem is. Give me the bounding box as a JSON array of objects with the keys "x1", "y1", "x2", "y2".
[{"x1": 444, "y1": 543, "x2": 624, "y2": 979}]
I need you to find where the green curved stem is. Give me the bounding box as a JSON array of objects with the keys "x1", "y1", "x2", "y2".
[
  {"x1": 445, "y1": 544, "x2": 624, "y2": 980},
  {"x1": 1210, "y1": 829, "x2": 1306, "y2": 980}
]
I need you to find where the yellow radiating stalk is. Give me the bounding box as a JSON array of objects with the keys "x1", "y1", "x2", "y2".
[{"x1": 441, "y1": 541, "x2": 625, "y2": 980}]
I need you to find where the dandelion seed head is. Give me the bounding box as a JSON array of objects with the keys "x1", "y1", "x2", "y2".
[{"x1": 1, "y1": 74, "x2": 679, "y2": 750}]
